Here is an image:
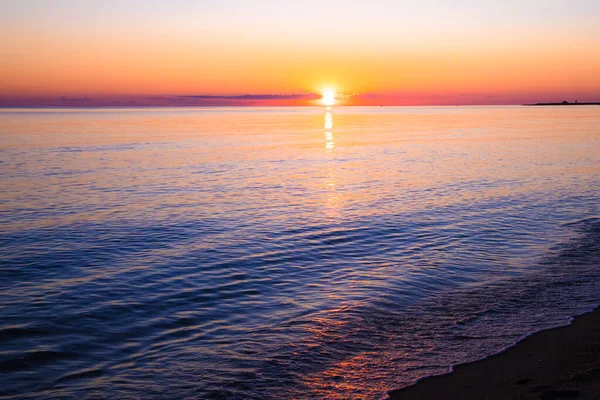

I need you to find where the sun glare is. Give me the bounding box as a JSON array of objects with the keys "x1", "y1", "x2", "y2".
[{"x1": 321, "y1": 89, "x2": 336, "y2": 106}]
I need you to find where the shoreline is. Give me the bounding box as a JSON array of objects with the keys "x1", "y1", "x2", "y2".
[{"x1": 388, "y1": 306, "x2": 600, "y2": 399}]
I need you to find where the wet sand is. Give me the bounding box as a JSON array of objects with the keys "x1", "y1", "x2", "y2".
[{"x1": 389, "y1": 307, "x2": 600, "y2": 400}]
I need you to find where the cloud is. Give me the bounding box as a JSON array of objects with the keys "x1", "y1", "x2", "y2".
[
  {"x1": 351, "y1": 92, "x2": 377, "y2": 99},
  {"x1": 335, "y1": 92, "x2": 364, "y2": 100},
  {"x1": 182, "y1": 93, "x2": 321, "y2": 100},
  {"x1": 59, "y1": 96, "x2": 90, "y2": 101}
]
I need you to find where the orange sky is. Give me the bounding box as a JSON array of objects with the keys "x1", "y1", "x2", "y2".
[{"x1": 1, "y1": 1, "x2": 599, "y2": 105}]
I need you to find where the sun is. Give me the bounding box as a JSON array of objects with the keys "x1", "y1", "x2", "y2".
[{"x1": 321, "y1": 89, "x2": 336, "y2": 106}]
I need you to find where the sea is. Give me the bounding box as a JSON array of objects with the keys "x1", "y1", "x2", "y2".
[{"x1": 1, "y1": 106, "x2": 599, "y2": 399}]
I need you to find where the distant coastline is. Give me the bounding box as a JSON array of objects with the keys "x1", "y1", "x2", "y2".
[{"x1": 525, "y1": 101, "x2": 600, "y2": 106}]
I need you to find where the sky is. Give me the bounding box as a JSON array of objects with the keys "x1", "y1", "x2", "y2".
[{"x1": 1, "y1": 0, "x2": 599, "y2": 106}]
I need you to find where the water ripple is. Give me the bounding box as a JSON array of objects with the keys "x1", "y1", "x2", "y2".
[{"x1": 1, "y1": 106, "x2": 598, "y2": 399}]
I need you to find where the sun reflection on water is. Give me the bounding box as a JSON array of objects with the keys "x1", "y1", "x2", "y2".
[
  {"x1": 324, "y1": 107, "x2": 339, "y2": 217},
  {"x1": 324, "y1": 109, "x2": 334, "y2": 153}
]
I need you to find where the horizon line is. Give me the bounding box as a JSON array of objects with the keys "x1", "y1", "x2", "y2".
[
  {"x1": 1, "y1": 91, "x2": 597, "y2": 108},
  {"x1": 3, "y1": 103, "x2": 600, "y2": 109}
]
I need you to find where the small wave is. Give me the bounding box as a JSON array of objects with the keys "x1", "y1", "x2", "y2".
[{"x1": 54, "y1": 367, "x2": 105, "y2": 384}]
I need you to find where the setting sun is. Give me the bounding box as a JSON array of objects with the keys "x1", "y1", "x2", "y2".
[{"x1": 321, "y1": 89, "x2": 336, "y2": 106}]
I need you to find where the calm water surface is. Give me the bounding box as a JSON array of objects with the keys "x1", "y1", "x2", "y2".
[{"x1": 1, "y1": 106, "x2": 599, "y2": 399}]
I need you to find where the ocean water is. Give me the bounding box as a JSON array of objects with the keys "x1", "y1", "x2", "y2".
[{"x1": 1, "y1": 106, "x2": 599, "y2": 399}]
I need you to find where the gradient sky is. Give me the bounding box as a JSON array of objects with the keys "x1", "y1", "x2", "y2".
[{"x1": 1, "y1": 0, "x2": 599, "y2": 105}]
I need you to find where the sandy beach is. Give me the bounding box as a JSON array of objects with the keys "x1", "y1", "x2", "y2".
[{"x1": 389, "y1": 307, "x2": 600, "y2": 400}]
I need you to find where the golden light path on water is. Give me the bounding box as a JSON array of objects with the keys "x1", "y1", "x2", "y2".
[{"x1": 324, "y1": 106, "x2": 338, "y2": 218}]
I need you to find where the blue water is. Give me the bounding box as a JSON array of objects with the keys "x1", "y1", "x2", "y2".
[{"x1": 1, "y1": 106, "x2": 599, "y2": 399}]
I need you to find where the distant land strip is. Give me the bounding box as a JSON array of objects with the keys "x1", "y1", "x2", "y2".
[{"x1": 525, "y1": 101, "x2": 600, "y2": 106}]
